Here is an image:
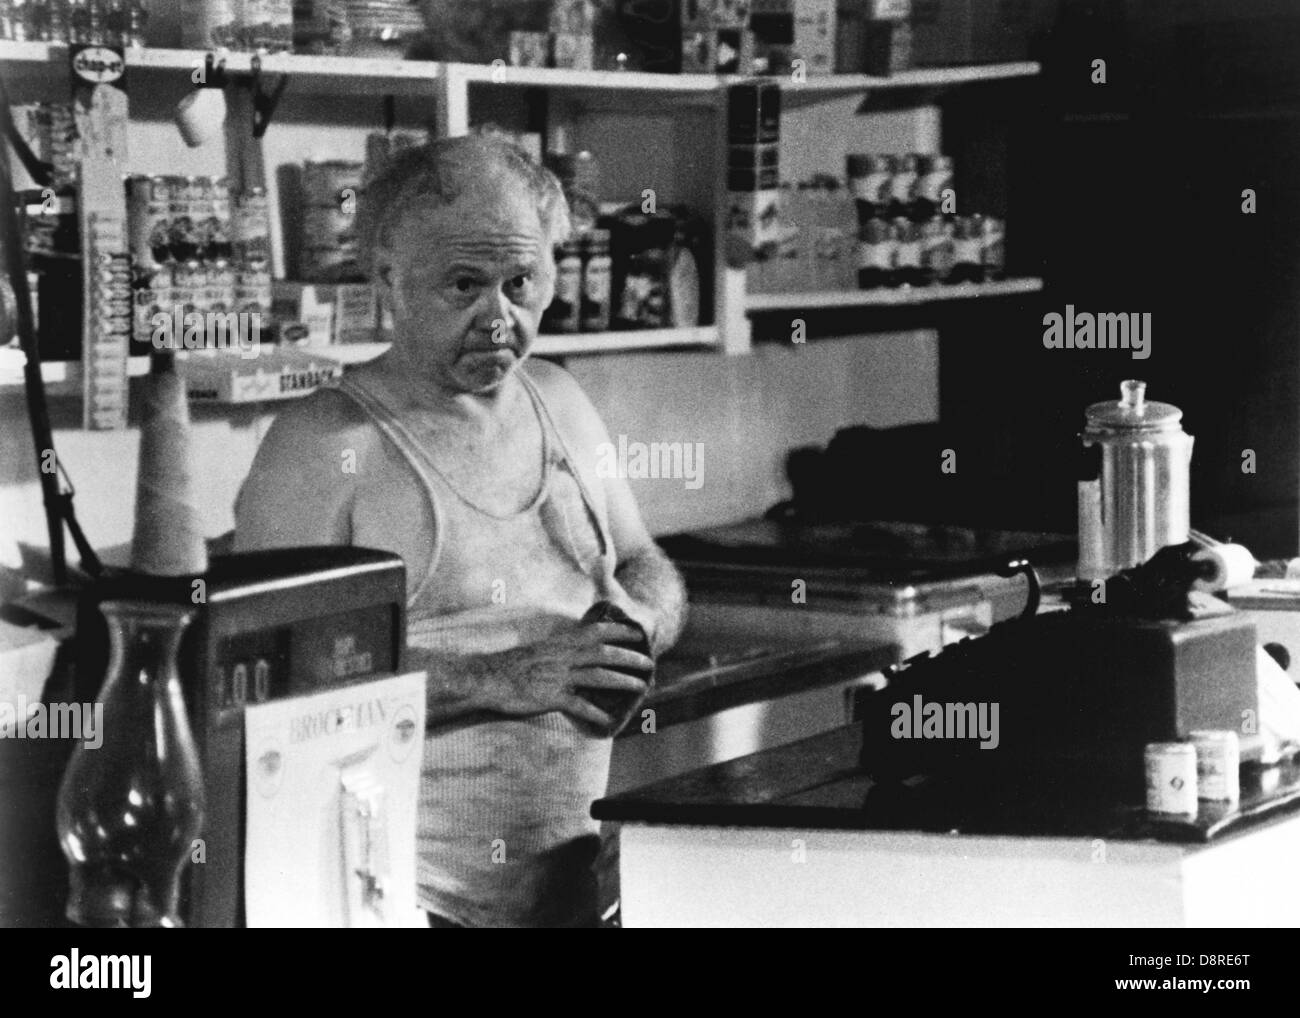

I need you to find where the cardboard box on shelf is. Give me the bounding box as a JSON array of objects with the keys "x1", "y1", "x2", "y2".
[{"x1": 271, "y1": 281, "x2": 379, "y2": 348}]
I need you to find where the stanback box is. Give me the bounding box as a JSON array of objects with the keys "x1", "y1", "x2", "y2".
[{"x1": 74, "y1": 546, "x2": 406, "y2": 928}]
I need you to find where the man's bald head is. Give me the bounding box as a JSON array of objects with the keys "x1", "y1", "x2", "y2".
[{"x1": 357, "y1": 134, "x2": 571, "y2": 280}]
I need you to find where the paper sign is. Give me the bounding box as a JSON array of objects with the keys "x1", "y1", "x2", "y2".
[{"x1": 243, "y1": 672, "x2": 427, "y2": 928}]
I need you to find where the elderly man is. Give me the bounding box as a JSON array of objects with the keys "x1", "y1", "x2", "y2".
[{"x1": 234, "y1": 135, "x2": 687, "y2": 928}]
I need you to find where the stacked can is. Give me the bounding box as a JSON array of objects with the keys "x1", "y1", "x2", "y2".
[
  {"x1": 1, "y1": 0, "x2": 149, "y2": 46},
  {"x1": 846, "y1": 150, "x2": 1009, "y2": 290},
  {"x1": 126, "y1": 175, "x2": 253, "y2": 351},
  {"x1": 300, "y1": 160, "x2": 365, "y2": 283}
]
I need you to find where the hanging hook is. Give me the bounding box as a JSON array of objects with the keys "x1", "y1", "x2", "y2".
[
  {"x1": 199, "y1": 51, "x2": 228, "y2": 89},
  {"x1": 249, "y1": 54, "x2": 289, "y2": 139}
]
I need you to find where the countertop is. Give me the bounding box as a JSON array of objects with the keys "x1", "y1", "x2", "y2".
[
  {"x1": 633, "y1": 636, "x2": 896, "y2": 734},
  {"x1": 593, "y1": 722, "x2": 1300, "y2": 846}
]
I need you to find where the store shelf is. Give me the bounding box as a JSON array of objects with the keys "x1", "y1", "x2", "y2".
[
  {"x1": 745, "y1": 276, "x2": 1044, "y2": 312},
  {"x1": 0, "y1": 41, "x2": 1037, "y2": 99},
  {"x1": 455, "y1": 61, "x2": 723, "y2": 95},
  {"x1": 2, "y1": 326, "x2": 714, "y2": 398},
  {"x1": 772, "y1": 61, "x2": 1041, "y2": 95},
  {"x1": 0, "y1": 41, "x2": 444, "y2": 93},
  {"x1": 306, "y1": 328, "x2": 718, "y2": 359}
]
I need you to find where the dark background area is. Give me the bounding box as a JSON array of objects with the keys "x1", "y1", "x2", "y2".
[{"x1": 758, "y1": 0, "x2": 1300, "y2": 556}]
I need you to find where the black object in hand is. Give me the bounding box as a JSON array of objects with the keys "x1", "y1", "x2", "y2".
[{"x1": 576, "y1": 600, "x2": 653, "y2": 726}]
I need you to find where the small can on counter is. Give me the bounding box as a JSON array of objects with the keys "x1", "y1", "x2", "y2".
[
  {"x1": 580, "y1": 230, "x2": 612, "y2": 333},
  {"x1": 1145, "y1": 741, "x2": 1199, "y2": 816},
  {"x1": 1188, "y1": 730, "x2": 1241, "y2": 803}
]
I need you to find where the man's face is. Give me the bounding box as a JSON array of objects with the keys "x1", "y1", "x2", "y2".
[{"x1": 379, "y1": 177, "x2": 556, "y2": 396}]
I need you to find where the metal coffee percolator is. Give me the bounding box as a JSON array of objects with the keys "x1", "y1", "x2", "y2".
[{"x1": 1077, "y1": 380, "x2": 1194, "y2": 580}]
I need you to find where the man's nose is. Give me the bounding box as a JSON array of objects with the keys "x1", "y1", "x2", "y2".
[{"x1": 472, "y1": 284, "x2": 514, "y2": 333}]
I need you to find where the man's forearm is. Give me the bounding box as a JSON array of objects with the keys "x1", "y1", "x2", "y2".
[
  {"x1": 405, "y1": 644, "x2": 512, "y2": 727},
  {"x1": 614, "y1": 544, "x2": 688, "y2": 657}
]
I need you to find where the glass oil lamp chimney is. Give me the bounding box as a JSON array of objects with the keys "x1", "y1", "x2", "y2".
[
  {"x1": 56, "y1": 354, "x2": 208, "y2": 927},
  {"x1": 56, "y1": 601, "x2": 205, "y2": 927}
]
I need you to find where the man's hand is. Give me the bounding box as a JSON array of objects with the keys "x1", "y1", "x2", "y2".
[{"x1": 491, "y1": 620, "x2": 653, "y2": 733}]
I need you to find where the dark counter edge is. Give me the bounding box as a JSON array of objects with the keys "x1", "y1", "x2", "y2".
[{"x1": 621, "y1": 642, "x2": 897, "y2": 734}]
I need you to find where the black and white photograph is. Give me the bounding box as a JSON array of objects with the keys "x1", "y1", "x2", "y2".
[{"x1": 0, "y1": 0, "x2": 1293, "y2": 975}]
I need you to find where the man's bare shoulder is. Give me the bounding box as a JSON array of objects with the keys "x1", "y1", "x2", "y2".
[
  {"x1": 524, "y1": 358, "x2": 607, "y2": 445},
  {"x1": 259, "y1": 386, "x2": 378, "y2": 455}
]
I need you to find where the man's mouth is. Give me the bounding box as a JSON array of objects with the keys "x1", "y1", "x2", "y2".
[{"x1": 462, "y1": 334, "x2": 520, "y2": 356}]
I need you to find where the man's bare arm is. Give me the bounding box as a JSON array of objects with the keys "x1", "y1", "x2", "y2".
[
  {"x1": 524, "y1": 360, "x2": 690, "y2": 658},
  {"x1": 408, "y1": 624, "x2": 654, "y2": 732},
  {"x1": 614, "y1": 544, "x2": 687, "y2": 658}
]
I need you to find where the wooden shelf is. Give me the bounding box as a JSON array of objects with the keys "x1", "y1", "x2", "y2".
[
  {"x1": 745, "y1": 277, "x2": 1044, "y2": 312},
  {"x1": 533, "y1": 326, "x2": 718, "y2": 356},
  {"x1": 0, "y1": 42, "x2": 1038, "y2": 100},
  {"x1": 308, "y1": 329, "x2": 718, "y2": 359},
  {"x1": 770, "y1": 61, "x2": 1041, "y2": 95},
  {"x1": 0, "y1": 41, "x2": 444, "y2": 93},
  {"x1": 2, "y1": 326, "x2": 715, "y2": 397}
]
